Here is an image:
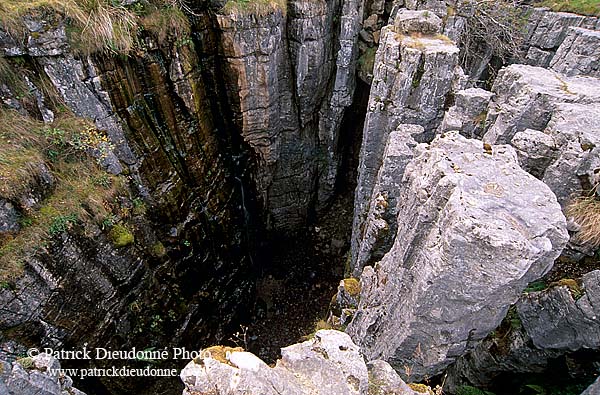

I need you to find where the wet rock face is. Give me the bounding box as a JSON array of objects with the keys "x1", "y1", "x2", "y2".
[
  {"x1": 347, "y1": 132, "x2": 568, "y2": 380},
  {"x1": 216, "y1": 0, "x2": 363, "y2": 231},
  {"x1": 180, "y1": 330, "x2": 422, "y2": 395},
  {"x1": 0, "y1": 353, "x2": 85, "y2": 395}
]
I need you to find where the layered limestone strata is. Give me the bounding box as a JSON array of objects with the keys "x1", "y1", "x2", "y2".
[{"x1": 347, "y1": 132, "x2": 568, "y2": 380}]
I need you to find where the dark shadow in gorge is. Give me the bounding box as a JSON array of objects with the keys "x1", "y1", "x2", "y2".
[{"x1": 244, "y1": 79, "x2": 370, "y2": 364}]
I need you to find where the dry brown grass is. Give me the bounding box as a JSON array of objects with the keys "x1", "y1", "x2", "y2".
[
  {"x1": 0, "y1": 0, "x2": 193, "y2": 55},
  {"x1": 140, "y1": 5, "x2": 190, "y2": 46},
  {"x1": 566, "y1": 193, "x2": 600, "y2": 248}
]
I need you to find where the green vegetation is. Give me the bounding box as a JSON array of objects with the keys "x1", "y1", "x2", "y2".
[
  {"x1": 0, "y1": 109, "x2": 125, "y2": 281},
  {"x1": 221, "y1": 0, "x2": 287, "y2": 15},
  {"x1": 0, "y1": 0, "x2": 194, "y2": 55},
  {"x1": 357, "y1": 47, "x2": 377, "y2": 78},
  {"x1": 537, "y1": 0, "x2": 600, "y2": 16},
  {"x1": 456, "y1": 386, "x2": 496, "y2": 395},
  {"x1": 109, "y1": 224, "x2": 134, "y2": 248}
]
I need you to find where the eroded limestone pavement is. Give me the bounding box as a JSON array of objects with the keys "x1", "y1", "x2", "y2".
[{"x1": 2, "y1": 0, "x2": 600, "y2": 394}]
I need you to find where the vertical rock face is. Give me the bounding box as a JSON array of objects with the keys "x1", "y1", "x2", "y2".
[
  {"x1": 550, "y1": 27, "x2": 600, "y2": 77},
  {"x1": 347, "y1": 132, "x2": 568, "y2": 380},
  {"x1": 0, "y1": 11, "x2": 255, "y2": 390},
  {"x1": 523, "y1": 8, "x2": 599, "y2": 68},
  {"x1": 351, "y1": 10, "x2": 461, "y2": 269},
  {"x1": 352, "y1": 125, "x2": 419, "y2": 275},
  {"x1": 446, "y1": 271, "x2": 600, "y2": 391},
  {"x1": 216, "y1": 0, "x2": 363, "y2": 231}
]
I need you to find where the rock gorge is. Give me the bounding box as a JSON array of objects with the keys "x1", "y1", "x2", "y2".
[{"x1": 1, "y1": 0, "x2": 600, "y2": 394}]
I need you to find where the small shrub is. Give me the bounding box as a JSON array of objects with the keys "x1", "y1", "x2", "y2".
[
  {"x1": 48, "y1": 214, "x2": 78, "y2": 235},
  {"x1": 408, "y1": 383, "x2": 434, "y2": 394},
  {"x1": 109, "y1": 224, "x2": 134, "y2": 248}
]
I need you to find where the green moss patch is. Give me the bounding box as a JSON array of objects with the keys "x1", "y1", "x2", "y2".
[{"x1": 109, "y1": 224, "x2": 134, "y2": 248}]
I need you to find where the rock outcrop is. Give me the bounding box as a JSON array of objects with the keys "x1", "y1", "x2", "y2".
[
  {"x1": 446, "y1": 271, "x2": 600, "y2": 391},
  {"x1": 347, "y1": 131, "x2": 568, "y2": 380},
  {"x1": 181, "y1": 330, "x2": 423, "y2": 395},
  {"x1": 0, "y1": 353, "x2": 85, "y2": 395},
  {"x1": 582, "y1": 377, "x2": 600, "y2": 395},
  {"x1": 551, "y1": 27, "x2": 600, "y2": 77},
  {"x1": 351, "y1": 9, "x2": 462, "y2": 270}
]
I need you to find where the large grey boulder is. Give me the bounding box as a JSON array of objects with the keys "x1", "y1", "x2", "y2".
[
  {"x1": 517, "y1": 270, "x2": 600, "y2": 351},
  {"x1": 181, "y1": 330, "x2": 423, "y2": 395},
  {"x1": 0, "y1": 353, "x2": 85, "y2": 395},
  {"x1": 446, "y1": 270, "x2": 600, "y2": 391},
  {"x1": 351, "y1": 17, "x2": 461, "y2": 270},
  {"x1": 483, "y1": 64, "x2": 600, "y2": 145},
  {"x1": 582, "y1": 377, "x2": 600, "y2": 395},
  {"x1": 347, "y1": 131, "x2": 568, "y2": 380},
  {"x1": 551, "y1": 27, "x2": 600, "y2": 78}
]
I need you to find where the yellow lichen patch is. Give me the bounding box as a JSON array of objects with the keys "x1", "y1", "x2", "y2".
[
  {"x1": 408, "y1": 383, "x2": 434, "y2": 394},
  {"x1": 343, "y1": 278, "x2": 361, "y2": 297},
  {"x1": 202, "y1": 346, "x2": 244, "y2": 365},
  {"x1": 552, "y1": 278, "x2": 583, "y2": 299}
]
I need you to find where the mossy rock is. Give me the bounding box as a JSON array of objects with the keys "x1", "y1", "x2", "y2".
[
  {"x1": 16, "y1": 357, "x2": 33, "y2": 370},
  {"x1": 109, "y1": 224, "x2": 134, "y2": 248},
  {"x1": 408, "y1": 383, "x2": 434, "y2": 394},
  {"x1": 343, "y1": 278, "x2": 361, "y2": 297},
  {"x1": 151, "y1": 242, "x2": 166, "y2": 257}
]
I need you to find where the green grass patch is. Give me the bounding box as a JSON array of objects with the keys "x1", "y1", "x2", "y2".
[
  {"x1": 536, "y1": 0, "x2": 600, "y2": 16},
  {"x1": 0, "y1": 109, "x2": 125, "y2": 282},
  {"x1": 221, "y1": 0, "x2": 287, "y2": 15}
]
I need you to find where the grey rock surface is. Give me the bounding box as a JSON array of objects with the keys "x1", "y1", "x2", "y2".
[
  {"x1": 582, "y1": 377, "x2": 600, "y2": 395},
  {"x1": 551, "y1": 27, "x2": 600, "y2": 77},
  {"x1": 483, "y1": 64, "x2": 600, "y2": 145},
  {"x1": 439, "y1": 88, "x2": 494, "y2": 139},
  {"x1": 0, "y1": 200, "x2": 19, "y2": 234},
  {"x1": 446, "y1": 271, "x2": 600, "y2": 391},
  {"x1": 352, "y1": 125, "x2": 420, "y2": 275},
  {"x1": 351, "y1": 19, "x2": 460, "y2": 269},
  {"x1": 181, "y1": 330, "x2": 372, "y2": 395},
  {"x1": 523, "y1": 8, "x2": 599, "y2": 68},
  {"x1": 510, "y1": 129, "x2": 557, "y2": 179},
  {"x1": 348, "y1": 132, "x2": 568, "y2": 380},
  {"x1": 517, "y1": 270, "x2": 600, "y2": 351},
  {"x1": 393, "y1": 9, "x2": 442, "y2": 34},
  {"x1": 0, "y1": 353, "x2": 85, "y2": 395}
]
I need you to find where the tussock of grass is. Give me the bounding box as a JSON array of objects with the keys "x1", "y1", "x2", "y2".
[
  {"x1": 566, "y1": 193, "x2": 600, "y2": 248},
  {"x1": 221, "y1": 0, "x2": 288, "y2": 16},
  {"x1": 537, "y1": 0, "x2": 600, "y2": 16},
  {"x1": 140, "y1": 5, "x2": 190, "y2": 46},
  {"x1": 0, "y1": 0, "x2": 193, "y2": 55},
  {"x1": 0, "y1": 109, "x2": 124, "y2": 281}
]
